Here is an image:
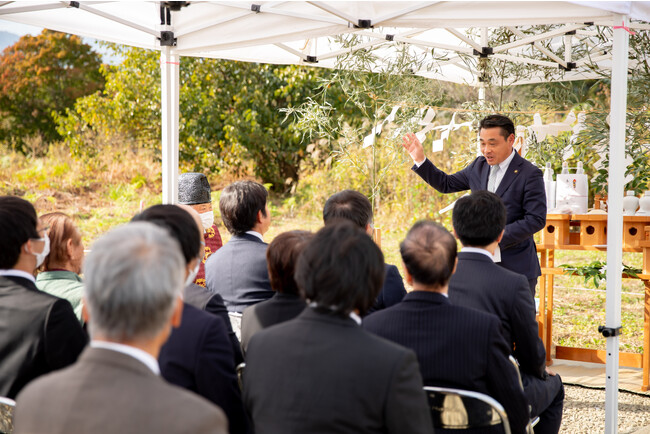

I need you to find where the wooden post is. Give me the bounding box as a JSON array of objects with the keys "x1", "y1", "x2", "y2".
[
  {"x1": 546, "y1": 249, "x2": 554, "y2": 364},
  {"x1": 644, "y1": 280, "x2": 650, "y2": 391}
]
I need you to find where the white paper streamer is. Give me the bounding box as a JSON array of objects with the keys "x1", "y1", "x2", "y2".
[
  {"x1": 528, "y1": 111, "x2": 575, "y2": 142},
  {"x1": 362, "y1": 107, "x2": 399, "y2": 149}
]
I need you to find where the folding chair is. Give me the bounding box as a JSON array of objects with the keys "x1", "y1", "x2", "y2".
[
  {"x1": 0, "y1": 396, "x2": 15, "y2": 434},
  {"x1": 508, "y1": 355, "x2": 540, "y2": 433},
  {"x1": 236, "y1": 362, "x2": 246, "y2": 391},
  {"x1": 424, "y1": 386, "x2": 510, "y2": 434}
]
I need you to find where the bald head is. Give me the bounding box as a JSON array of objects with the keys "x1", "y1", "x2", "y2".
[{"x1": 400, "y1": 221, "x2": 457, "y2": 290}]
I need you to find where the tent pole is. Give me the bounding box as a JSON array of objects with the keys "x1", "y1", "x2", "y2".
[
  {"x1": 604, "y1": 13, "x2": 630, "y2": 434},
  {"x1": 160, "y1": 46, "x2": 180, "y2": 204}
]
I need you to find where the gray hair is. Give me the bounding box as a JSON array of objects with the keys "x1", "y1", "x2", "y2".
[{"x1": 83, "y1": 222, "x2": 185, "y2": 342}]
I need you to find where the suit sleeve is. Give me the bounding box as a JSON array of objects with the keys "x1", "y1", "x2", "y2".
[
  {"x1": 413, "y1": 158, "x2": 473, "y2": 193},
  {"x1": 500, "y1": 165, "x2": 546, "y2": 248},
  {"x1": 206, "y1": 293, "x2": 245, "y2": 365},
  {"x1": 43, "y1": 298, "x2": 87, "y2": 371},
  {"x1": 485, "y1": 318, "x2": 530, "y2": 434},
  {"x1": 384, "y1": 350, "x2": 434, "y2": 434},
  {"x1": 510, "y1": 275, "x2": 546, "y2": 379},
  {"x1": 196, "y1": 316, "x2": 251, "y2": 434},
  {"x1": 382, "y1": 265, "x2": 407, "y2": 308}
]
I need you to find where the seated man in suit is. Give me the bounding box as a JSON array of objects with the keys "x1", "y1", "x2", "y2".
[
  {"x1": 178, "y1": 172, "x2": 223, "y2": 287},
  {"x1": 132, "y1": 205, "x2": 249, "y2": 434},
  {"x1": 240, "y1": 230, "x2": 312, "y2": 355},
  {"x1": 364, "y1": 220, "x2": 529, "y2": 434},
  {"x1": 0, "y1": 196, "x2": 87, "y2": 399},
  {"x1": 448, "y1": 191, "x2": 564, "y2": 434},
  {"x1": 244, "y1": 222, "x2": 432, "y2": 434},
  {"x1": 323, "y1": 190, "x2": 406, "y2": 313},
  {"x1": 15, "y1": 222, "x2": 228, "y2": 434},
  {"x1": 205, "y1": 181, "x2": 273, "y2": 314},
  {"x1": 178, "y1": 204, "x2": 244, "y2": 366}
]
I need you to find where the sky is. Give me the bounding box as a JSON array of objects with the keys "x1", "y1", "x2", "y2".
[{"x1": 0, "y1": 19, "x2": 121, "y2": 64}]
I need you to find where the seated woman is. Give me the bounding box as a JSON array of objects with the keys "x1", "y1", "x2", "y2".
[
  {"x1": 35, "y1": 212, "x2": 85, "y2": 322},
  {"x1": 240, "y1": 230, "x2": 312, "y2": 354}
]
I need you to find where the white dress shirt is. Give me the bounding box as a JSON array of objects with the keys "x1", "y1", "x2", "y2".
[{"x1": 0, "y1": 269, "x2": 36, "y2": 283}]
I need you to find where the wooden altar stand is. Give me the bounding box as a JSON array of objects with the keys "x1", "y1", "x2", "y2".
[{"x1": 537, "y1": 214, "x2": 650, "y2": 391}]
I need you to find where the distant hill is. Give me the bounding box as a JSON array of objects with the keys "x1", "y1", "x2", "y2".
[{"x1": 0, "y1": 31, "x2": 20, "y2": 51}]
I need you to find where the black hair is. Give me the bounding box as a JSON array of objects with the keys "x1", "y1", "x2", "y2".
[
  {"x1": 267, "y1": 230, "x2": 313, "y2": 295},
  {"x1": 479, "y1": 114, "x2": 515, "y2": 140},
  {"x1": 400, "y1": 221, "x2": 457, "y2": 288},
  {"x1": 131, "y1": 204, "x2": 202, "y2": 265},
  {"x1": 219, "y1": 181, "x2": 268, "y2": 236},
  {"x1": 295, "y1": 221, "x2": 384, "y2": 317},
  {"x1": 0, "y1": 196, "x2": 40, "y2": 269},
  {"x1": 452, "y1": 191, "x2": 507, "y2": 247},
  {"x1": 323, "y1": 190, "x2": 372, "y2": 229}
]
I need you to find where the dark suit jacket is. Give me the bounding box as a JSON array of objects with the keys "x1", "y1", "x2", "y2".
[
  {"x1": 240, "y1": 292, "x2": 307, "y2": 354},
  {"x1": 367, "y1": 263, "x2": 407, "y2": 314},
  {"x1": 414, "y1": 152, "x2": 546, "y2": 279},
  {"x1": 184, "y1": 283, "x2": 244, "y2": 365},
  {"x1": 15, "y1": 347, "x2": 227, "y2": 434},
  {"x1": 243, "y1": 308, "x2": 433, "y2": 434},
  {"x1": 448, "y1": 252, "x2": 546, "y2": 379},
  {"x1": 205, "y1": 233, "x2": 273, "y2": 313},
  {"x1": 363, "y1": 291, "x2": 529, "y2": 434},
  {"x1": 0, "y1": 275, "x2": 87, "y2": 399},
  {"x1": 159, "y1": 303, "x2": 249, "y2": 434}
]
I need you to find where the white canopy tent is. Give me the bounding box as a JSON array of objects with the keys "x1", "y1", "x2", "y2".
[{"x1": 2, "y1": 2, "x2": 650, "y2": 431}]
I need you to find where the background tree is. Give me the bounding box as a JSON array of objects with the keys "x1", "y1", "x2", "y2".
[
  {"x1": 0, "y1": 29, "x2": 104, "y2": 153},
  {"x1": 57, "y1": 45, "x2": 326, "y2": 191}
]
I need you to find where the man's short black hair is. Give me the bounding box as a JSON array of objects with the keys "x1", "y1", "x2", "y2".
[
  {"x1": 0, "y1": 196, "x2": 40, "y2": 269},
  {"x1": 479, "y1": 114, "x2": 515, "y2": 140},
  {"x1": 452, "y1": 191, "x2": 506, "y2": 247},
  {"x1": 219, "y1": 181, "x2": 268, "y2": 236},
  {"x1": 400, "y1": 221, "x2": 457, "y2": 288},
  {"x1": 131, "y1": 204, "x2": 202, "y2": 265},
  {"x1": 295, "y1": 221, "x2": 384, "y2": 317},
  {"x1": 323, "y1": 190, "x2": 372, "y2": 229}
]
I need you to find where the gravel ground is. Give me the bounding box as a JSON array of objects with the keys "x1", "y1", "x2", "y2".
[{"x1": 561, "y1": 384, "x2": 650, "y2": 433}]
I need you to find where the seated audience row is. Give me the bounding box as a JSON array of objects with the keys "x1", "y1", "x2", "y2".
[{"x1": 0, "y1": 184, "x2": 564, "y2": 434}]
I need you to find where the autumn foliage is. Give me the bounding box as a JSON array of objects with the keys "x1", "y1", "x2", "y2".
[{"x1": 0, "y1": 29, "x2": 104, "y2": 152}]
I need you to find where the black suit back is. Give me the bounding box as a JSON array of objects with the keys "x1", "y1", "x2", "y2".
[
  {"x1": 364, "y1": 291, "x2": 529, "y2": 434},
  {"x1": 0, "y1": 276, "x2": 87, "y2": 398},
  {"x1": 244, "y1": 308, "x2": 433, "y2": 434}
]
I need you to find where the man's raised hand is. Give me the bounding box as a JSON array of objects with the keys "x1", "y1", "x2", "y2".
[{"x1": 402, "y1": 133, "x2": 425, "y2": 165}]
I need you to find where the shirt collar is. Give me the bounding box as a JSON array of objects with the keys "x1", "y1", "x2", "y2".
[
  {"x1": 495, "y1": 148, "x2": 516, "y2": 171},
  {"x1": 461, "y1": 246, "x2": 495, "y2": 261},
  {"x1": 308, "y1": 302, "x2": 362, "y2": 325},
  {"x1": 90, "y1": 340, "x2": 160, "y2": 375},
  {"x1": 245, "y1": 230, "x2": 264, "y2": 241},
  {"x1": 0, "y1": 269, "x2": 36, "y2": 283}
]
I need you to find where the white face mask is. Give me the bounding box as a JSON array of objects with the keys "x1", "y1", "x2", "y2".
[
  {"x1": 27, "y1": 236, "x2": 50, "y2": 268},
  {"x1": 184, "y1": 260, "x2": 201, "y2": 287},
  {"x1": 199, "y1": 211, "x2": 214, "y2": 232}
]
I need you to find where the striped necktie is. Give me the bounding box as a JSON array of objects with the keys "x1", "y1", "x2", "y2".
[{"x1": 488, "y1": 165, "x2": 500, "y2": 193}]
